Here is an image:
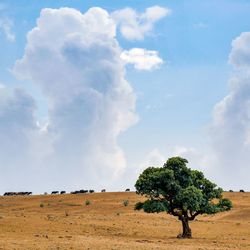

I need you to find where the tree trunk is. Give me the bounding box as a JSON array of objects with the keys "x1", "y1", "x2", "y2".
[{"x1": 179, "y1": 216, "x2": 192, "y2": 238}]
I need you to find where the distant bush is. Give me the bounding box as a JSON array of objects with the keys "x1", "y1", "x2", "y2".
[
  {"x1": 218, "y1": 198, "x2": 233, "y2": 211},
  {"x1": 40, "y1": 203, "x2": 44, "y2": 208},
  {"x1": 240, "y1": 189, "x2": 245, "y2": 193},
  {"x1": 134, "y1": 202, "x2": 144, "y2": 210},
  {"x1": 229, "y1": 190, "x2": 234, "y2": 192},
  {"x1": 85, "y1": 200, "x2": 91, "y2": 206},
  {"x1": 123, "y1": 200, "x2": 129, "y2": 207},
  {"x1": 65, "y1": 210, "x2": 69, "y2": 216}
]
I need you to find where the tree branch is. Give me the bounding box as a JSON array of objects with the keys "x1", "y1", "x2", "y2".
[{"x1": 188, "y1": 210, "x2": 201, "y2": 220}]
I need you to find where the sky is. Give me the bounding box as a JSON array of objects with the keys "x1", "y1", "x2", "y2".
[{"x1": 0, "y1": 0, "x2": 250, "y2": 193}]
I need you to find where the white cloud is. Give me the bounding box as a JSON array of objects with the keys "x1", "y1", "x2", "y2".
[
  {"x1": 209, "y1": 76, "x2": 250, "y2": 189},
  {"x1": 0, "y1": 7, "x2": 140, "y2": 193},
  {"x1": 229, "y1": 32, "x2": 250, "y2": 70},
  {"x1": 0, "y1": 93, "x2": 54, "y2": 192},
  {"x1": 209, "y1": 32, "x2": 250, "y2": 190},
  {"x1": 137, "y1": 146, "x2": 208, "y2": 175},
  {"x1": 124, "y1": 146, "x2": 209, "y2": 192},
  {"x1": 133, "y1": 148, "x2": 165, "y2": 178},
  {"x1": 120, "y1": 48, "x2": 163, "y2": 70},
  {"x1": 112, "y1": 5, "x2": 171, "y2": 40},
  {"x1": 141, "y1": 148, "x2": 165, "y2": 166},
  {"x1": 0, "y1": 17, "x2": 15, "y2": 42},
  {"x1": 0, "y1": 87, "x2": 40, "y2": 189}
]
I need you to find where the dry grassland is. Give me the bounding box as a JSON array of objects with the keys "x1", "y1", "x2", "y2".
[{"x1": 0, "y1": 191, "x2": 249, "y2": 249}]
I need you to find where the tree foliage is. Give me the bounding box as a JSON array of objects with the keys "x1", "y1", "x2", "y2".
[{"x1": 135, "y1": 156, "x2": 232, "y2": 238}]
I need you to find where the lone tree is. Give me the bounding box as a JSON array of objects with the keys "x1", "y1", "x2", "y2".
[{"x1": 135, "y1": 157, "x2": 232, "y2": 238}]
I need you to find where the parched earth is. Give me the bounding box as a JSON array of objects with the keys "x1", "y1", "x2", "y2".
[{"x1": 0, "y1": 191, "x2": 249, "y2": 249}]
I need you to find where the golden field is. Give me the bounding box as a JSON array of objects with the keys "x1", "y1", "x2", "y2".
[{"x1": 0, "y1": 191, "x2": 249, "y2": 250}]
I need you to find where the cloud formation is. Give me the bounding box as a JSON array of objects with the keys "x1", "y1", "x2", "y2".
[
  {"x1": 112, "y1": 5, "x2": 170, "y2": 40},
  {"x1": 0, "y1": 87, "x2": 44, "y2": 191},
  {"x1": 209, "y1": 32, "x2": 250, "y2": 190},
  {"x1": 0, "y1": 87, "x2": 36, "y2": 157},
  {"x1": 229, "y1": 32, "x2": 250, "y2": 69},
  {"x1": 137, "y1": 146, "x2": 208, "y2": 176},
  {"x1": 0, "y1": 17, "x2": 15, "y2": 42},
  {"x1": 120, "y1": 48, "x2": 163, "y2": 70},
  {"x1": 0, "y1": 7, "x2": 140, "y2": 192}
]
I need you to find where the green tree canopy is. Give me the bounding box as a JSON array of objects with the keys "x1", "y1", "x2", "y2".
[{"x1": 135, "y1": 156, "x2": 232, "y2": 238}]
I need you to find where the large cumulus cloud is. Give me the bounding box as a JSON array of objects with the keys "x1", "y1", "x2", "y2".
[
  {"x1": 0, "y1": 7, "x2": 139, "y2": 192},
  {"x1": 0, "y1": 87, "x2": 45, "y2": 191},
  {"x1": 209, "y1": 32, "x2": 250, "y2": 190},
  {"x1": 0, "y1": 87, "x2": 36, "y2": 161}
]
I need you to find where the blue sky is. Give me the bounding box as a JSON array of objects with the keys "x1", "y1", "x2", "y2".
[{"x1": 1, "y1": 0, "x2": 250, "y2": 193}]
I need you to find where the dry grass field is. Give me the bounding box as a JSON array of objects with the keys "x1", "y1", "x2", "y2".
[{"x1": 0, "y1": 191, "x2": 249, "y2": 250}]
